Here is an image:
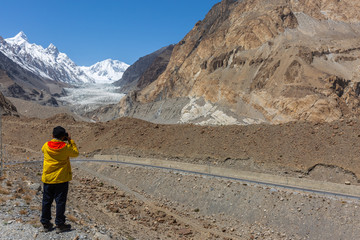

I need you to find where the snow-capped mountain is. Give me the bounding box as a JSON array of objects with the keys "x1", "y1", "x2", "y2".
[
  {"x1": 0, "y1": 31, "x2": 129, "y2": 84},
  {"x1": 79, "y1": 59, "x2": 129, "y2": 84}
]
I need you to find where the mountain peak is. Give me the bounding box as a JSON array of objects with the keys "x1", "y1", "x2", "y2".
[
  {"x1": 15, "y1": 31, "x2": 28, "y2": 40},
  {"x1": 46, "y1": 43, "x2": 59, "y2": 55},
  {"x1": 0, "y1": 31, "x2": 128, "y2": 84},
  {"x1": 47, "y1": 43, "x2": 56, "y2": 49},
  {"x1": 6, "y1": 31, "x2": 29, "y2": 45}
]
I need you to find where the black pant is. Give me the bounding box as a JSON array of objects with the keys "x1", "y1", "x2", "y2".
[{"x1": 41, "y1": 182, "x2": 69, "y2": 226}]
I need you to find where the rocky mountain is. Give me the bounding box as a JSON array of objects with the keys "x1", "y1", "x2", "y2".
[
  {"x1": 100, "y1": 0, "x2": 360, "y2": 125},
  {"x1": 0, "y1": 50, "x2": 65, "y2": 106},
  {"x1": 0, "y1": 91, "x2": 18, "y2": 116},
  {"x1": 0, "y1": 32, "x2": 129, "y2": 85},
  {"x1": 113, "y1": 45, "x2": 174, "y2": 93},
  {"x1": 136, "y1": 45, "x2": 174, "y2": 91}
]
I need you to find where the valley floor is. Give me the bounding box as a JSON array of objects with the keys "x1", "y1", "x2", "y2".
[{"x1": 2, "y1": 112, "x2": 360, "y2": 239}]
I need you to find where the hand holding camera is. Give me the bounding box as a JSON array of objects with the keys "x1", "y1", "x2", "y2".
[{"x1": 63, "y1": 132, "x2": 71, "y2": 141}]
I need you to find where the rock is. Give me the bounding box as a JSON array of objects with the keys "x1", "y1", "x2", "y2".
[
  {"x1": 94, "y1": 232, "x2": 111, "y2": 240},
  {"x1": 28, "y1": 183, "x2": 41, "y2": 192},
  {"x1": 345, "y1": 181, "x2": 351, "y2": 185},
  {"x1": 178, "y1": 228, "x2": 193, "y2": 236},
  {"x1": 0, "y1": 91, "x2": 18, "y2": 116}
]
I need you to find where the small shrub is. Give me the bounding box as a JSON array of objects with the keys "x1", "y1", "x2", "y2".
[
  {"x1": 0, "y1": 186, "x2": 10, "y2": 195},
  {"x1": 67, "y1": 214, "x2": 78, "y2": 223},
  {"x1": 0, "y1": 196, "x2": 6, "y2": 204},
  {"x1": 19, "y1": 209, "x2": 28, "y2": 215},
  {"x1": 16, "y1": 187, "x2": 25, "y2": 194},
  {"x1": 30, "y1": 205, "x2": 41, "y2": 210},
  {"x1": 13, "y1": 193, "x2": 21, "y2": 199},
  {"x1": 22, "y1": 195, "x2": 32, "y2": 204},
  {"x1": 27, "y1": 219, "x2": 41, "y2": 228}
]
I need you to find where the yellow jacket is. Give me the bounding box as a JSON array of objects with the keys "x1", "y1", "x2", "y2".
[{"x1": 41, "y1": 139, "x2": 79, "y2": 184}]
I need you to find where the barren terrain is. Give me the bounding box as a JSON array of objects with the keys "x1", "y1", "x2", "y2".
[
  {"x1": 2, "y1": 0, "x2": 360, "y2": 239},
  {"x1": 3, "y1": 113, "x2": 360, "y2": 183},
  {"x1": 1, "y1": 109, "x2": 360, "y2": 239}
]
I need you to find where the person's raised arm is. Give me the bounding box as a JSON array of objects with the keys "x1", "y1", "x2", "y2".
[{"x1": 66, "y1": 133, "x2": 79, "y2": 158}]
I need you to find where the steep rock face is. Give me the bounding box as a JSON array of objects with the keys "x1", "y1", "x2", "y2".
[
  {"x1": 113, "y1": 45, "x2": 174, "y2": 93},
  {"x1": 0, "y1": 51, "x2": 64, "y2": 106},
  {"x1": 137, "y1": 45, "x2": 174, "y2": 90},
  {"x1": 0, "y1": 91, "x2": 18, "y2": 116},
  {"x1": 124, "y1": 0, "x2": 360, "y2": 124}
]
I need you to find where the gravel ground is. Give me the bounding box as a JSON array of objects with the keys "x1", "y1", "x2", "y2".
[
  {"x1": 0, "y1": 166, "x2": 125, "y2": 240},
  {"x1": 2, "y1": 160, "x2": 360, "y2": 240},
  {"x1": 80, "y1": 161, "x2": 360, "y2": 240}
]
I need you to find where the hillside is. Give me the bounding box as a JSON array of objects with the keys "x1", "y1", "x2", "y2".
[
  {"x1": 113, "y1": 45, "x2": 174, "y2": 93},
  {"x1": 0, "y1": 51, "x2": 66, "y2": 106},
  {"x1": 3, "y1": 113, "x2": 360, "y2": 183},
  {"x1": 98, "y1": 0, "x2": 360, "y2": 125},
  {"x1": 0, "y1": 91, "x2": 17, "y2": 116}
]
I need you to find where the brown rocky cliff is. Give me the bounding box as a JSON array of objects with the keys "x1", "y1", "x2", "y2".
[
  {"x1": 122, "y1": 0, "x2": 360, "y2": 124},
  {"x1": 138, "y1": 0, "x2": 299, "y2": 102},
  {"x1": 137, "y1": 45, "x2": 174, "y2": 90},
  {"x1": 114, "y1": 45, "x2": 174, "y2": 93},
  {"x1": 0, "y1": 89, "x2": 18, "y2": 116}
]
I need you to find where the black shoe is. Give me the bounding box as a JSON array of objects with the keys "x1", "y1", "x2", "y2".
[
  {"x1": 56, "y1": 223, "x2": 71, "y2": 233},
  {"x1": 42, "y1": 222, "x2": 53, "y2": 232}
]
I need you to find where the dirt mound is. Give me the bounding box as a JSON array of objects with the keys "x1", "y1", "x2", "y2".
[{"x1": 45, "y1": 113, "x2": 77, "y2": 123}]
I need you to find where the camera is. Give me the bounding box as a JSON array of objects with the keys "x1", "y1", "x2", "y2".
[{"x1": 63, "y1": 132, "x2": 69, "y2": 141}]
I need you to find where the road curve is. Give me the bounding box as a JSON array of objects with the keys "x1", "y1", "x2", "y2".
[{"x1": 4, "y1": 154, "x2": 360, "y2": 200}]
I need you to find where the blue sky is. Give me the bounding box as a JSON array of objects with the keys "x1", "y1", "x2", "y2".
[{"x1": 0, "y1": 0, "x2": 221, "y2": 66}]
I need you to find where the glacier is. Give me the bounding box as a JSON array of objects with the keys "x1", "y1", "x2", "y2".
[{"x1": 58, "y1": 83, "x2": 125, "y2": 113}]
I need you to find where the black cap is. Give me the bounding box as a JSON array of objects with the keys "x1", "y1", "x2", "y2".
[{"x1": 53, "y1": 126, "x2": 66, "y2": 139}]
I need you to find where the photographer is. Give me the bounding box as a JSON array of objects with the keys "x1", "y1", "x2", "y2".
[{"x1": 40, "y1": 126, "x2": 79, "y2": 233}]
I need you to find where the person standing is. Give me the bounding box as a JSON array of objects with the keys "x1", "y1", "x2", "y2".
[{"x1": 40, "y1": 126, "x2": 79, "y2": 233}]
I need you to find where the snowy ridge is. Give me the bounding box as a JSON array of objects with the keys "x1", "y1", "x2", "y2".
[
  {"x1": 79, "y1": 59, "x2": 129, "y2": 84},
  {"x1": 0, "y1": 31, "x2": 129, "y2": 84}
]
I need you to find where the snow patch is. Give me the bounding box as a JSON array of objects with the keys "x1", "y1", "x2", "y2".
[{"x1": 180, "y1": 97, "x2": 239, "y2": 125}]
